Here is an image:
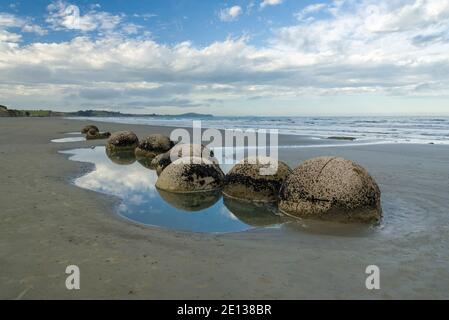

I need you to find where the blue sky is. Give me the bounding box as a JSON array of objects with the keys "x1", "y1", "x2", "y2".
[{"x1": 1, "y1": 0, "x2": 449, "y2": 115}]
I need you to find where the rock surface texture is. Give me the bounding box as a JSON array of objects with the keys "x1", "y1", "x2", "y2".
[
  {"x1": 106, "y1": 131, "x2": 139, "y2": 151},
  {"x1": 223, "y1": 157, "x2": 292, "y2": 202},
  {"x1": 156, "y1": 157, "x2": 225, "y2": 193},
  {"x1": 279, "y1": 156, "x2": 382, "y2": 223}
]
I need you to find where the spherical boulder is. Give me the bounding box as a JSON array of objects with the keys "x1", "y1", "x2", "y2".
[
  {"x1": 155, "y1": 157, "x2": 224, "y2": 193},
  {"x1": 151, "y1": 152, "x2": 172, "y2": 175},
  {"x1": 86, "y1": 129, "x2": 111, "y2": 140},
  {"x1": 223, "y1": 156, "x2": 292, "y2": 202},
  {"x1": 106, "y1": 131, "x2": 139, "y2": 151},
  {"x1": 135, "y1": 134, "x2": 174, "y2": 159},
  {"x1": 152, "y1": 144, "x2": 217, "y2": 176},
  {"x1": 279, "y1": 157, "x2": 382, "y2": 223},
  {"x1": 81, "y1": 125, "x2": 99, "y2": 134}
]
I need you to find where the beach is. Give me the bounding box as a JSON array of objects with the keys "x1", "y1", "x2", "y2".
[{"x1": 1, "y1": 117, "x2": 449, "y2": 299}]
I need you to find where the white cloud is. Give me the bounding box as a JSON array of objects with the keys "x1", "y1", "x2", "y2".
[
  {"x1": 1, "y1": 0, "x2": 449, "y2": 113},
  {"x1": 219, "y1": 6, "x2": 243, "y2": 22},
  {"x1": 0, "y1": 12, "x2": 47, "y2": 37},
  {"x1": 295, "y1": 3, "x2": 327, "y2": 20},
  {"x1": 260, "y1": 0, "x2": 284, "y2": 9}
]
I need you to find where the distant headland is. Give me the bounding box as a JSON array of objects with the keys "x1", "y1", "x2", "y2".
[{"x1": 0, "y1": 105, "x2": 213, "y2": 119}]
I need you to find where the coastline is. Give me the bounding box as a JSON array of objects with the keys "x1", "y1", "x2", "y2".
[{"x1": 1, "y1": 117, "x2": 449, "y2": 299}]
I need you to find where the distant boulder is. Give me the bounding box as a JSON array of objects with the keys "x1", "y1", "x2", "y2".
[
  {"x1": 81, "y1": 125, "x2": 99, "y2": 134},
  {"x1": 135, "y1": 134, "x2": 174, "y2": 159},
  {"x1": 86, "y1": 129, "x2": 111, "y2": 140},
  {"x1": 107, "y1": 131, "x2": 139, "y2": 151}
]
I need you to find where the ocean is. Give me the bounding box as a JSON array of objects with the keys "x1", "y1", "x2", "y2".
[{"x1": 69, "y1": 116, "x2": 449, "y2": 145}]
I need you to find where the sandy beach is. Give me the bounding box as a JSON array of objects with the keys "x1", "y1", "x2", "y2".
[{"x1": 1, "y1": 117, "x2": 449, "y2": 300}]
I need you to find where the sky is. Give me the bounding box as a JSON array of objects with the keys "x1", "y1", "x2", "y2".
[{"x1": 0, "y1": 0, "x2": 449, "y2": 116}]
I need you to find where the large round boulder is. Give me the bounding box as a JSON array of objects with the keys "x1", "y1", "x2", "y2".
[
  {"x1": 86, "y1": 129, "x2": 111, "y2": 140},
  {"x1": 107, "y1": 131, "x2": 139, "y2": 151},
  {"x1": 223, "y1": 156, "x2": 292, "y2": 202},
  {"x1": 81, "y1": 125, "x2": 99, "y2": 134},
  {"x1": 155, "y1": 157, "x2": 224, "y2": 193},
  {"x1": 135, "y1": 134, "x2": 174, "y2": 159},
  {"x1": 152, "y1": 144, "x2": 216, "y2": 176},
  {"x1": 279, "y1": 157, "x2": 382, "y2": 223}
]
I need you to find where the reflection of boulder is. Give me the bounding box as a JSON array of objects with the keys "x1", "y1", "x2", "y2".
[
  {"x1": 155, "y1": 157, "x2": 224, "y2": 193},
  {"x1": 135, "y1": 134, "x2": 174, "y2": 159},
  {"x1": 279, "y1": 157, "x2": 382, "y2": 224},
  {"x1": 86, "y1": 129, "x2": 111, "y2": 140},
  {"x1": 223, "y1": 157, "x2": 291, "y2": 202},
  {"x1": 106, "y1": 148, "x2": 136, "y2": 165},
  {"x1": 223, "y1": 196, "x2": 283, "y2": 227},
  {"x1": 157, "y1": 189, "x2": 222, "y2": 212},
  {"x1": 81, "y1": 125, "x2": 99, "y2": 134},
  {"x1": 107, "y1": 131, "x2": 139, "y2": 152},
  {"x1": 137, "y1": 157, "x2": 157, "y2": 170}
]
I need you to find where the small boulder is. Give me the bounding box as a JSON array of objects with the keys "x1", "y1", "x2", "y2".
[
  {"x1": 155, "y1": 157, "x2": 225, "y2": 193},
  {"x1": 279, "y1": 157, "x2": 382, "y2": 223},
  {"x1": 223, "y1": 156, "x2": 292, "y2": 202},
  {"x1": 135, "y1": 134, "x2": 174, "y2": 159},
  {"x1": 86, "y1": 129, "x2": 111, "y2": 140},
  {"x1": 107, "y1": 131, "x2": 139, "y2": 151},
  {"x1": 81, "y1": 125, "x2": 99, "y2": 134}
]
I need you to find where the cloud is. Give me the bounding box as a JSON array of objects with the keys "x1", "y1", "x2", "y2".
[
  {"x1": 1, "y1": 0, "x2": 449, "y2": 112},
  {"x1": 295, "y1": 3, "x2": 327, "y2": 20},
  {"x1": 219, "y1": 6, "x2": 243, "y2": 22},
  {"x1": 0, "y1": 12, "x2": 47, "y2": 37},
  {"x1": 260, "y1": 0, "x2": 284, "y2": 9}
]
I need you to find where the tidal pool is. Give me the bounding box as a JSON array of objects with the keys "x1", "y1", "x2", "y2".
[
  {"x1": 52, "y1": 137, "x2": 86, "y2": 143},
  {"x1": 61, "y1": 146, "x2": 285, "y2": 233}
]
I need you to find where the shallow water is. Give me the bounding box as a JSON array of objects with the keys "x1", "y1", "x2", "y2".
[
  {"x1": 52, "y1": 137, "x2": 86, "y2": 143},
  {"x1": 61, "y1": 146, "x2": 288, "y2": 233}
]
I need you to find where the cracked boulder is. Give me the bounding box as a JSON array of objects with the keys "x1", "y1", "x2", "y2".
[
  {"x1": 279, "y1": 156, "x2": 382, "y2": 223},
  {"x1": 134, "y1": 134, "x2": 174, "y2": 159},
  {"x1": 155, "y1": 157, "x2": 224, "y2": 193},
  {"x1": 223, "y1": 156, "x2": 292, "y2": 202}
]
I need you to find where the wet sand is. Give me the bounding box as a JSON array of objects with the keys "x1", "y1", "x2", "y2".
[{"x1": 1, "y1": 117, "x2": 449, "y2": 299}]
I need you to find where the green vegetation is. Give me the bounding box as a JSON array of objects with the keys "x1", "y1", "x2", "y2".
[{"x1": 0, "y1": 105, "x2": 213, "y2": 118}]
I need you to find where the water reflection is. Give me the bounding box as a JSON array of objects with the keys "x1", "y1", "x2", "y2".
[
  {"x1": 52, "y1": 137, "x2": 86, "y2": 143},
  {"x1": 106, "y1": 148, "x2": 136, "y2": 165},
  {"x1": 223, "y1": 197, "x2": 284, "y2": 227},
  {"x1": 157, "y1": 189, "x2": 222, "y2": 212},
  {"x1": 61, "y1": 146, "x2": 283, "y2": 233}
]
